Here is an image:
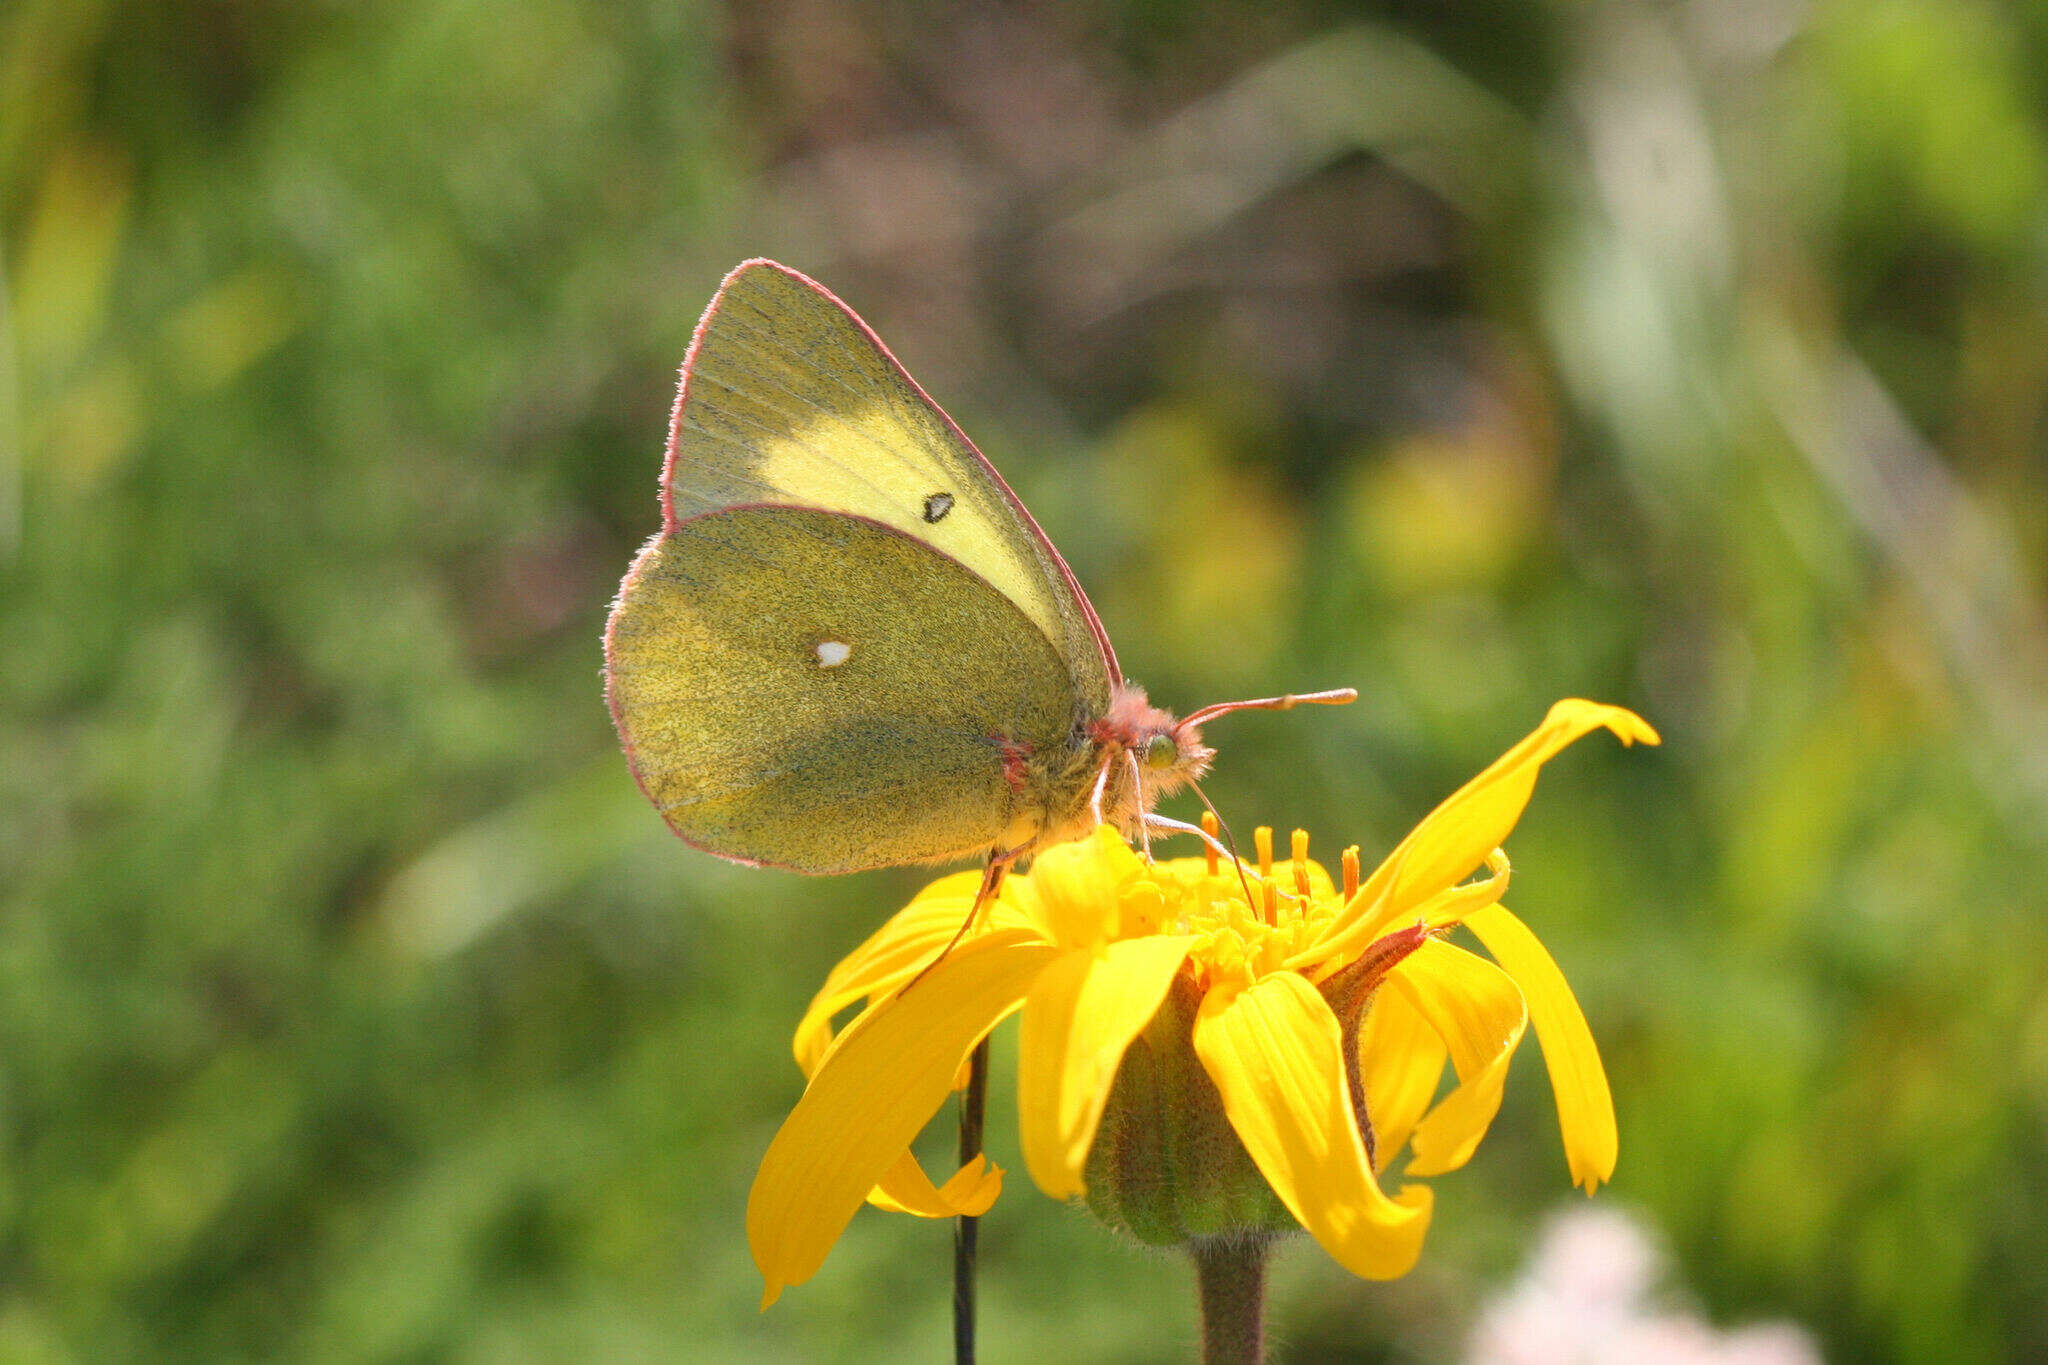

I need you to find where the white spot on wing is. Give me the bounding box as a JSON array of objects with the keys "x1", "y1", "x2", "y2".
[{"x1": 815, "y1": 640, "x2": 852, "y2": 668}]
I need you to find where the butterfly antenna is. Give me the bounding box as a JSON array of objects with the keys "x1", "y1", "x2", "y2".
[
  {"x1": 1188, "y1": 778, "x2": 1257, "y2": 912},
  {"x1": 1176, "y1": 687, "x2": 1357, "y2": 733}
]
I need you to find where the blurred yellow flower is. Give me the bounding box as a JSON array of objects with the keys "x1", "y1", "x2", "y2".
[{"x1": 747, "y1": 700, "x2": 1659, "y2": 1307}]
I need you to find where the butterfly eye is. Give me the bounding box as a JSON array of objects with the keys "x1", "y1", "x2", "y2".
[{"x1": 1143, "y1": 733, "x2": 1178, "y2": 770}]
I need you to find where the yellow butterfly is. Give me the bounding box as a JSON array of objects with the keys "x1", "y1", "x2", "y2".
[{"x1": 604, "y1": 260, "x2": 1347, "y2": 885}]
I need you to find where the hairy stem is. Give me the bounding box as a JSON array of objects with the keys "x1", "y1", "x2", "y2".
[{"x1": 1192, "y1": 1235, "x2": 1271, "y2": 1365}]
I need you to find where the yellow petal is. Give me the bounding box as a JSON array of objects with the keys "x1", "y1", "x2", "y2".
[
  {"x1": 1191, "y1": 974, "x2": 1433, "y2": 1280},
  {"x1": 1009, "y1": 825, "x2": 1144, "y2": 949},
  {"x1": 868, "y1": 1151, "x2": 1003, "y2": 1218},
  {"x1": 1391, "y1": 700, "x2": 1655, "y2": 911},
  {"x1": 793, "y1": 875, "x2": 1041, "y2": 1074},
  {"x1": 1393, "y1": 941, "x2": 1527, "y2": 1177},
  {"x1": 748, "y1": 931, "x2": 1060, "y2": 1307},
  {"x1": 1354, "y1": 980, "x2": 1449, "y2": 1171},
  {"x1": 1017, "y1": 936, "x2": 1199, "y2": 1199},
  {"x1": 1300, "y1": 701, "x2": 1655, "y2": 972},
  {"x1": 1464, "y1": 903, "x2": 1618, "y2": 1191}
]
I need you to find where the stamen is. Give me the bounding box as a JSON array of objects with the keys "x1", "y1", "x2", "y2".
[
  {"x1": 1201, "y1": 811, "x2": 1220, "y2": 875},
  {"x1": 1343, "y1": 845, "x2": 1360, "y2": 900},
  {"x1": 1292, "y1": 830, "x2": 1311, "y2": 899},
  {"x1": 1252, "y1": 827, "x2": 1277, "y2": 925},
  {"x1": 1189, "y1": 779, "x2": 1257, "y2": 912}
]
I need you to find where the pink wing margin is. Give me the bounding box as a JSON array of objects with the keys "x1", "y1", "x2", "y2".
[
  {"x1": 654, "y1": 257, "x2": 1122, "y2": 686},
  {"x1": 601, "y1": 527, "x2": 767, "y2": 871}
]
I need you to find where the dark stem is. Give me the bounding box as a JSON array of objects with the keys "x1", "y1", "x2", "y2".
[
  {"x1": 1192, "y1": 1236, "x2": 1271, "y2": 1365},
  {"x1": 948, "y1": 855, "x2": 1009, "y2": 1364},
  {"x1": 953, "y1": 1036, "x2": 991, "y2": 1365}
]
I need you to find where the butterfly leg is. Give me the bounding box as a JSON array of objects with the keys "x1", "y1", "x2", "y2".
[
  {"x1": 1126, "y1": 750, "x2": 1153, "y2": 861},
  {"x1": 906, "y1": 851, "x2": 1016, "y2": 994},
  {"x1": 1143, "y1": 812, "x2": 1233, "y2": 862},
  {"x1": 1146, "y1": 812, "x2": 1260, "y2": 912},
  {"x1": 1087, "y1": 750, "x2": 1114, "y2": 827}
]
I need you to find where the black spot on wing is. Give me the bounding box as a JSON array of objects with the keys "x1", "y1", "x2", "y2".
[{"x1": 923, "y1": 491, "x2": 954, "y2": 523}]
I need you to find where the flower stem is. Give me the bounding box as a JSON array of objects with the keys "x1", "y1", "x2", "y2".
[
  {"x1": 1192, "y1": 1235, "x2": 1271, "y2": 1365},
  {"x1": 953, "y1": 1035, "x2": 990, "y2": 1365}
]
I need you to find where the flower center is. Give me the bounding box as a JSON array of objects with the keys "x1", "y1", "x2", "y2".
[{"x1": 1117, "y1": 825, "x2": 1352, "y2": 989}]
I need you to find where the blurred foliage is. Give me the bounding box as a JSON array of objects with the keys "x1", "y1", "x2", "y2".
[{"x1": 4, "y1": 0, "x2": 2048, "y2": 1360}]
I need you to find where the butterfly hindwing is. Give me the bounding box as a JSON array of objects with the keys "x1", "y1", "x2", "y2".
[{"x1": 605, "y1": 506, "x2": 1079, "y2": 873}]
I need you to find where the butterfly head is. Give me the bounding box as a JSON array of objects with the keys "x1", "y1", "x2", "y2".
[
  {"x1": 1061, "y1": 682, "x2": 1354, "y2": 857},
  {"x1": 1097, "y1": 685, "x2": 1214, "y2": 800}
]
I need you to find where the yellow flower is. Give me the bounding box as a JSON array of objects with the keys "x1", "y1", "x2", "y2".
[{"x1": 747, "y1": 700, "x2": 1659, "y2": 1306}]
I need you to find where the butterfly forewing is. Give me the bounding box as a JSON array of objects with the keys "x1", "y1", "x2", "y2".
[{"x1": 662, "y1": 261, "x2": 1115, "y2": 708}]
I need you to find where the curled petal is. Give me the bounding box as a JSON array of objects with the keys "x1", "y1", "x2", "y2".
[
  {"x1": 868, "y1": 1151, "x2": 1003, "y2": 1218},
  {"x1": 1465, "y1": 903, "x2": 1618, "y2": 1192},
  {"x1": 1192, "y1": 975, "x2": 1433, "y2": 1280},
  {"x1": 1301, "y1": 701, "x2": 1656, "y2": 973},
  {"x1": 749, "y1": 931, "x2": 1060, "y2": 1307},
  {"x1": 1392, "y1": 941, "x2": 1527, "y2": 1177},
  {"x1": 1018, "y1": 936, "x2": 1199, "y2": 1199},
  {"x1": 1389, "y1": 701, "x2": 1655, "y2": 913},
  {"x1": 1354, "y1": 982, "x2": 1449, "y2": 1171}
]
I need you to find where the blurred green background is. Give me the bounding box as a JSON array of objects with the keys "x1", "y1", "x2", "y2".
[{"x1": 6, "y1": 1, "x2": 2047, "y2": 1360}]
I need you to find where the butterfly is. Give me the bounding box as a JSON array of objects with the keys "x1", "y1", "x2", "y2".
[{"x1": 603, "y1": 259, "x2": 1349, "y2": 891}]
